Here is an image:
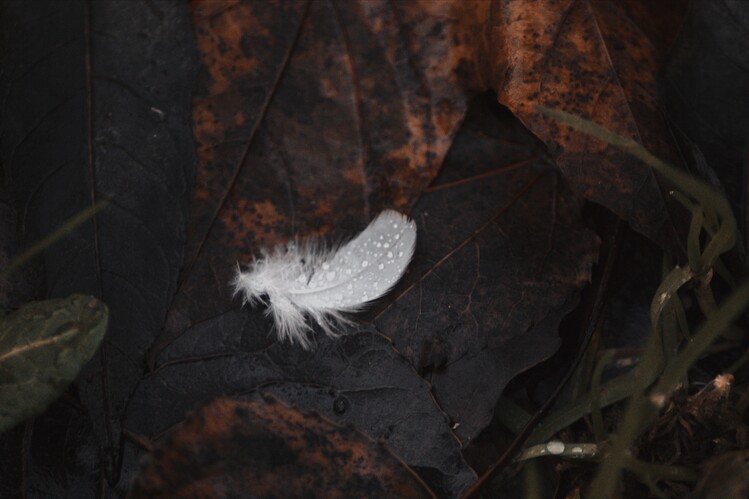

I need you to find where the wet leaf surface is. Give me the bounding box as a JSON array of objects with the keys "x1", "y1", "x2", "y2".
[
  {"x1": 122, "y1": 311, "x2": 475, "y2": 497},
  {"x1": 661, "y1": 0, "x2": 749, "y2": 221},
  {"x1": 374, "y1": 93, "x2": 600, "y2": 442},
  {"x1": 24, "y1": 400, "x2": 100, "y2": 498},
  {"x1": 128, "y1": 396, "x2": 434, "y2": 499},
  {"x1": 0, "y1": 189, "x2": 39, "y2": 310}
]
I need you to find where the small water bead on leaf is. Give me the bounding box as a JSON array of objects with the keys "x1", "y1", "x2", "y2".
[
  {"x1": 233, "y1": 210, "x2": 417, "y2": 348},
  {"x1": 333, "y1": 395, "x2": 350, "y2": 415},
  {"x1": 546, "y1": 441, "x2": 565, "y2": 455}
]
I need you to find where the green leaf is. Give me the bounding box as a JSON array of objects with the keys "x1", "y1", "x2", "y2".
[{"x1": 0, "y1": 294, "x2": 108, "y2": 432}]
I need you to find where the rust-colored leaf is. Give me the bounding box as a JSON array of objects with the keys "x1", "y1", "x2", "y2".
[
  {"x1": 493, "y1": 0, "x2": 690, "y2": 253},
  {"x1": 128, "y1": 396, "x2": 434, "y2": 499},
  {"x1": 156, "y1": 0, "x2": 489, "y2": 353}
]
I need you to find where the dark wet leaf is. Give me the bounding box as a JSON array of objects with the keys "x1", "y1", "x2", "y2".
[
  {"x1": 128, "y1": 396, "x2": 434, "y2": 499},
  {"x1": 661, "y1": 0, "x2": 749, "y2": 219},
  {"x1": 0, "y1": 190, "x2": 40, "y2": 310},
  {"x1": 0, "y1": 0, "x2": 196, "y2": 489},
  {"x1": 374, "y1": 93, "x2": 600, "y2": 442},
  {"x1": 0, "y1": 295, "x2": 107, "y2": 432},
  {"x1": 8, "y1": 398, "x2": 100, "y2": 499},
  {"x1": 493, "y1": 0, "x2": 691, "y2": 254},
  {"x1": 121, "y1": 312, "x2": 475, "y2": 498}
]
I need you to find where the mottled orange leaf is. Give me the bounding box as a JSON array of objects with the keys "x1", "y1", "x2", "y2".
[
  {"x1": 493, "y1": 0, "x2": 690, "y2": 253},
  {"x1": 128, "y1": 396, "x2": 434, "y2": 498}
]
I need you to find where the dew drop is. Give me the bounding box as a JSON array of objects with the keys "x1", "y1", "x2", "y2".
[
  {"x1": 546, "y1": 441, "x2": 565, "y2": 455},
  {"x1": 387, "y1": 251, "x2": 393, "y2": 258},
  {"x1": 333, "y1": 396, "x2": 349, "y2": 415},
  {"x1": 326, "y1": 271, "x2": 336, "y2": 281},
  {"x1": 378, "y1": 263, "x2": 384, "y2": 270},
  {"x1": 394, "y1": 234, "x2": 400, "y2": 240},
  {"x1": 322, "y1": 262, "x2": 330, "y2": 270},
  {"x1": 398, "y1": 251, "x2": 404, "y2": 257},
  {"x1": 393, "y1": 223, "x2": 399, "y2": 228},
  {"x1": 383, "y1": 242, "x2": 390, "y2": 248},
  {"x1": 361, "y1": 260, "x2": 369, "y2": 267},
  {"x1": 376, "y1": 242, "x2": 382, "y2": 248}
]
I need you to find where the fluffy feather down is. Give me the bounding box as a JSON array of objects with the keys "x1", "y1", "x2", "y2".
[{"x1": 233, "y1": 210, "x2": 416, "y2": 348}]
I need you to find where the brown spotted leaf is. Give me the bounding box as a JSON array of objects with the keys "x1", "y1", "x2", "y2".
[
  {"x1": 492, "y1": 0, "x2": 690, "y2": 253},
  {"x1": 156, "y1": 0, "x2": 489, "y2": 354},
  {"x1": 128, "y1": 396, "x2": 434, "y2": 499}
]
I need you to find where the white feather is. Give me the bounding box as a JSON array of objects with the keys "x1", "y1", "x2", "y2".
[{"x1": 233, "y1": 210, "x2": 417, "y2": 348}]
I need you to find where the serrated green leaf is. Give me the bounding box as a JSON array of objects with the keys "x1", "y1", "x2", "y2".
[{"x1": 0, "y1": 294, "x2": 108, "y2": 432}]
